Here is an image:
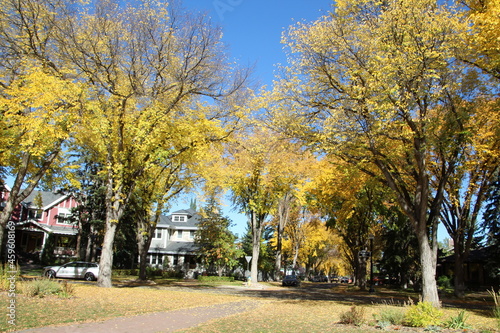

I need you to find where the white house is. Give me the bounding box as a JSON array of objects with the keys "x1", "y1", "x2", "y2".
[{"x1": 146, "y1": 208, "x2": 200, "y2": 274}]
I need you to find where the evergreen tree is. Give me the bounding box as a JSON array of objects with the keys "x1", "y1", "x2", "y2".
[
  {"x1": 379, "y1": 209, "x2": 420, "y2": 290},
  {"x1": 195, "y1": 200, "x2": 242, "y2": 276}
]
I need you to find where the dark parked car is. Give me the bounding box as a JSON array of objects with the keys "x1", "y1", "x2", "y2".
[
  {"x1": 44, "y1": 261, "x2": 99, "y2": 281},
  {"x1": 282, "y1": 275, "x2": 301, "y2": 287}
]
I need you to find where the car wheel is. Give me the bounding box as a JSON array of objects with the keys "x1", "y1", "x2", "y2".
[
  {"x1": 84, "y1": 272, "x2": 95, "y2": 281},
  {"x1": 45, "y1": 270, "x2": 56, "y2": 278}
]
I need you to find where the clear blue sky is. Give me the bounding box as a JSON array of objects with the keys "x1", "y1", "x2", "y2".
[{"x1": 182, "y1": 0, "x2": 334, "y2": 87}]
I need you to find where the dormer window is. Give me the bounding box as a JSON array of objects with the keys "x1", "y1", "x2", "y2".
[
  {"x1": 173, "y1": 215, "x2": 186, "y2": 222},
  {"x1": 28, "y1": 209, "x2": 43, "y2": 220}
]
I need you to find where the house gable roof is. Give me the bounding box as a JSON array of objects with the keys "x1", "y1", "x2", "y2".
[
  {"x1": 157, "y1": 208, "x2": 200, "y2": 229},
  {"x1": 22, "y1": 190, "x2": 70, "y2": 210}
]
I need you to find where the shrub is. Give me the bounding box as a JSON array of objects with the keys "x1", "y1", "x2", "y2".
[
  {"x1": 146, "y1": 266, "x2": 163, "y2": 278},
  {"x1": 404, "y1": 301, "x2": 443, "y2": 327},
  {"x1": 22, "y1": 279, "x2": 62, "y2": 298},
  {"x1": 444, "y1": 310, "x2": 471, "y2": 330},
  {"x1": 59, "y1": 281, "x2": 75, "y2": 298},
  {"x1": 339, "y1": 306, "x2": 365, "y2": 326},
  {"x1": 437, "y1": 275, "x2": 451, "y2": 290},
  {"x1": 374, "y1": 305, "x2": 406, "y2": 326},
  {"x1": 197, "y1": 275, "x2": 234, "y2": 283},
  {"x1": 162, "y1": 270, "x2": 184, "y2": 279},
  {"x1": 21, "y1": 278, "x2": 75, "y2": 298},
  {"x1": 113, "y1": 269, "x2": 138, "y2": 277}
]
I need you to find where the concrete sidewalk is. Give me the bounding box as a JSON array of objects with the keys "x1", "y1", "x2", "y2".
[{"x1": 16, "y1": 300, "x2": 262, "y2": 333}]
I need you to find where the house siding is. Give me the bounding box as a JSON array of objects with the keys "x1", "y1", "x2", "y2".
[{"x1": 2, "y1": 188, "x2": 80, "y2": 259}]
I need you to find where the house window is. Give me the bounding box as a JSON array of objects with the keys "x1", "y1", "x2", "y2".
[
  {"x1": 173, "y1": 215, "x2": 186, "y2": 222},
  {"x1": 28, "y1": 209, "x2": 43, "y2": 220},
  {"x1": 189, "y1": 230, "x2": 195, "y2": 239},
  {"x1": 57, "y1": 212, "x2": 72, "y2": 224},
  {"x1": 153, "y1": 229, "x2": 162, "y2": 239},
  {"x1": 150, "y1": 254, "x2": 163, "y2": 266},
  {"x1": 177, "y1": 230, "x2": 183, "y2": 239}
]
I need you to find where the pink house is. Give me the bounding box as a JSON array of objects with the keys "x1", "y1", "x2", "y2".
[{"x1": 3, "y1": 186, "x2": 80, "y2": 259}]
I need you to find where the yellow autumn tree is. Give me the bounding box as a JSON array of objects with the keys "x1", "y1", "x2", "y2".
[
  {"x1": 55, "y1": 0, "x2": 250, "y2": 287},
  {"x1": 272, "y1": 209, "x2": 343, "y2": 278},
  {"x1": 270, "y1": 0, "x2": 477, "y2": 306},
  {"x1": 297, "y1": 219, "x2": 342, "y2": 279},
  {"x1": 461, "y1": 0, "x2": 500, "y2": 79},
  {"x1": 222, "y1": 124, "x2": 313, "y2": 284},
  {"x1": 300, "y1": 158, "x2": 387, "y2": 289}
]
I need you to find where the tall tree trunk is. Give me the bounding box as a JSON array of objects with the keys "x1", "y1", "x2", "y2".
[
  {"x1": 137, "y1": 236, "x2": 150, "y2": 281},
  {"x1": 137, "y1": 226, "x2": 154, "y2": 281},
  {"x1": 416, "y1": 226, "x2": 440, "y2": 307},
  {"x1": 292, "y1": 243, "x2": 299, "y2": 270},
  {"x1": 250, "y1": 211, "x2": 262, "y2": 284},
  {"x1": 137, "y1": 206, "x2": 162, "y2": 280},
  {"x1": 376, "y1": 156, "x2": 442, "y2": 307},
  {"x1": 453, "y1": 241, "x2": 466, "y2": 298},
  {"x1": 274, "y1": 193, "x2": 294, "y2": 280},
  {"x1": 275, "y1": 225, "x2": 283, "y2": 279},
  {"x1": 85, "y1": 234, "x2": 92, "y2": 262},
  {"x1": 356, "y1": 256, "x2": 367, "y2": 290},
  {"x1": 75, "y1": 216, "x2": 84, "y2": 260},
  {"x1": 97, "y1": 176, "x2": 128, "y2": 288},
  {"x1": 97, "y1": 218, "x2": 118, "y2": 287}
]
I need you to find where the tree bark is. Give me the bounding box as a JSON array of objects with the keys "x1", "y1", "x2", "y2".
[
  {"x1": 137, "y1": 234, "x2": 150, "y2": 281},
  {"x1": 356, "y1": 255, "x2": 368, "y2": 290},
  {"x1": 274, "y1": 193, "x2": 294, "y2": 280},
  {"x1": 453, "y1": 242, "x2": 466, "y2": 298},
  {"x1": 250, "y1": 211, "x2": 262, "y2": 284},
  {"x1": 97, "y1": 175, "x2": 128, "y2": 288},
  {"x1": 416, "y1": 227, "x2": 440, "y2": 307},
  {"x1": 97, "y1": 219, "x2": 118, "y2": 287}
]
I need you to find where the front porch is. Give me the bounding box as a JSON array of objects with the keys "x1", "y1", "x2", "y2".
[{"x1": 15, "y1": 221, "x2": 78, "y2": 262}]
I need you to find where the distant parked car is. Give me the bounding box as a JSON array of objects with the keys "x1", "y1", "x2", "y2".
[
  {"x1": 311, "y1": 275, "x2": 328, "y2": 282},
  {"x1": 340, "y1": 276, "x2": 352, "y2": 283},
  {"x1": 44, "y1": 261, "x2": 99, "y2": 281},
  {"x1": 282, "y1": 275, "x2": 301, "y2": 287}
]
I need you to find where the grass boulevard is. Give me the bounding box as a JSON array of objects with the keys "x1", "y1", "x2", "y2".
[{"x1": 1, "y1": 272, "x2": 499, "y2": 333}]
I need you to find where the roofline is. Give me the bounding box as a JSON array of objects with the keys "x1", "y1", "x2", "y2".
[
  {"x1": 42, "y1": 194, "x2": 71, "y2": 210},
  {"x1": 147, "y1": 250, "x2": 199, "y2": 255},
  {"x1": 16, "y1": 220, "x2": 78, "y2": 235}
]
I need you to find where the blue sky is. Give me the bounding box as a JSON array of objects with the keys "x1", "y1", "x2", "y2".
[{"x1": 182, "y1": 0, "x2": 334, "y2": 87}]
